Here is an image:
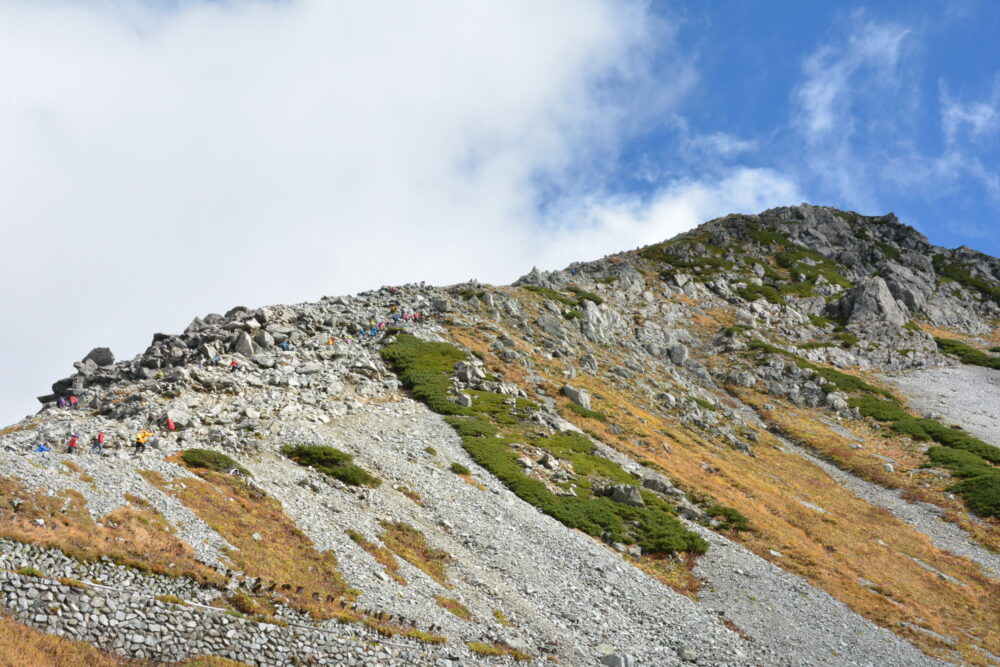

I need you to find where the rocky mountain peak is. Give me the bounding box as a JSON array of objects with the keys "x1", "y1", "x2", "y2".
[{"x1": 2, "y1": 204, "x2": 999, "y2": 666}]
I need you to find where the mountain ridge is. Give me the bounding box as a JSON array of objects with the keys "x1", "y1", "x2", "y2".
[{"x1": 1, "y1": 203, "x2": 998, "y2": 666}]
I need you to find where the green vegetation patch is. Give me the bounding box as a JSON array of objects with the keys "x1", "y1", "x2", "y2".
[
  {"x1": 381, "y1": 333, "x2": 709, "y2": 555},
  {"x1": 933, "y1": 257, "x2": 1000, "y2": 305},
  {"x1": 449, "y1": 462, "x2": 471, "y2": 475},
  {"x1": 705, "y1": 504, "x2": 750, "y2": 531},
  {"x1": 934, "y1": 337, "x2": 1000, "y2": 370},
  {"x1": 749, "y1": 342, "x2": 892, "y2": 397},
  {"x1": 380, "y1": 334, "x2": 472, "y2": 415},
  {"x1": 520, "y1": 284, "x2": 603, "y2": 309},
  {"x1": 281, "y1": 445, "x2": 381, "y2": 487},
  {"x1": 180, "y1": 449, "x2": 251, "y2": 477},
  {"x1": 567, "y1": 401, "x2": 608, "y2": 422},
  {"x1": 850, "y1": 399, "x2": 1000, "y2": 517}
]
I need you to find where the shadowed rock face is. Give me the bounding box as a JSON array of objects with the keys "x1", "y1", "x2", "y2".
[{"x1": 3, "y1": 203, "x2": 998, "y2": 666}]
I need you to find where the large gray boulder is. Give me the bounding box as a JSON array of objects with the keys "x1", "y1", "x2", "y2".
[
  {"x1": 603, "y1": 484, "x2": 644, "y2": 507},
  {"x1": 82, "y1": 347, "x2": 115, "y2": 367},
  {"x1": 231, "y1": 331, "x2": 257, "y2": 357},
  {"x1": 841, "y1": 277, "x2": 908, "y2": 326},
  {"x1": 882, "y1": 264, "x2": 933, "y2": 312},
  {"x1": 562, "y1": 385, "x2": 591, "y2": 410}
]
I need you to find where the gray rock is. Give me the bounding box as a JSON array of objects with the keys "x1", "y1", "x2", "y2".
[
  {"x1": 842, "y1": 277, "x2": 908, "y2": 326},
  {"x1": 231, "y1": 332, "x2": 257, "y2": 357},
  {"x1": 604, "y1": 484, "x2": 644, "y2": 507},
  {"x1": 669, "y1": 344, "x2": 689, "y2": 365},
  {"x1": 561, "y1": 385, "x2": 591, "y2": 410},
  {"x1": 600, "y1": 653, "x2": 636, "y2": 667},
  {"x1": 82, "y1": 348, "x2": 115, "y2": 367}
]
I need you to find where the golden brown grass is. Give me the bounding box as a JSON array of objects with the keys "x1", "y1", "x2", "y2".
[
  {"x1": 435, "y1": 596, "x2": 474, "y2": 621},
  {"x1": 0, "y1": 613, "x2": 139, "y2": 666},
  {"x1": 347, "y1": 530, "x2": 408, "y2": 585},
  {"x1": 635, "y1": 553, "x2": 703, "y2": 600},
  {"x1": 437, "y1": 307, "x2": 1000, "y2": 665},
  {"x1": 145, "y1": 469, "x2": 356, "y2": 620},
  {"x1": 743, "y1": 391, "x2": 1000, "y2": 554},
  {"x1": 466, "y1": 641, "x2": 530, "y2": 661},
  {"x1": 380, "y1": 520, "x2": 452, "y2": 589},
  {"x1": 0, "y1": 477, "x2": 223, "y2": 586},
  {"x1": 395, "y1": 484, "x2": 424, "y2": 505},
  {"x1": 574, "y1": 385, "x2": 1000, "y2": 664}
]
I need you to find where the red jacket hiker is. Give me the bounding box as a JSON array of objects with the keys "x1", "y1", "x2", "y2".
[
  {"x1": 97, "y1": 432, "x2": 105, "y2": 444},
  {"x1": 67, "y1": 435, "x2": 79, "y2": 453},
  {"x1": 166, "y1": 418, "x2": 175, "y2": 432}
]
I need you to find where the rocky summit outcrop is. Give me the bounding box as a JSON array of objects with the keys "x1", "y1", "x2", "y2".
[{"x1": 1, "y1": 204, "x2": 999, "y2": 666}]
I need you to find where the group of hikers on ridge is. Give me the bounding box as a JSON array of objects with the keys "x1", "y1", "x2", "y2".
[
  {"x1": 17, "y1": 284, "x2": 433, "y2": 460},
  {"x1": 32, "y1": 424, "x2": 161, "y2": 458}
]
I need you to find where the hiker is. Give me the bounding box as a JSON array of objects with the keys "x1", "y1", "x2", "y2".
[
  {"x1": 393, "y1": 313, "x2": 400, "y2": 324},
  {"x1": 280, "y1": 341, "x2": 291, "y2": 351},
  {"x1": 89, "y1": 431, "x2": 105, "y2": 455},
  {"x1": 165, "y1": 417, "x2": 175, "y2": 432},
  {"x1": 69, "y1": 395, "x2": 79, "y2": 410},
  {"x1": 230, "y1": 359, "x2": 239, "y2": 373},
  {"x1": 133, "y1": 430, "x2": 153, "y2": 455},
  {"x1": 57, "y1": 396, "x2": 67, "y2": 409},
  {"x1": 214, "y1": 354, "x2": 223, "y2": 365},
  {"x1": 66, "y1": 434, "x2": 80, "y2": 455},
  {"x1": 34, "y1": 442, "x2": 50, "y2": 454}
]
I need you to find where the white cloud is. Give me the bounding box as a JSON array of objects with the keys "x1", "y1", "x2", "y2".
[
  {"x1": 941, "y1": 80, "x2": 1000, "y2": 144},
  {"x1": 0, "y1": 0, "x2": 798, "y2": 427},
  {"x1": 794, "y1": 17, "x2": 910, "y2": 142},
  {"x1": 535, "y1": 167, "x2": 804, "y2": 268},
  {"x1": 789, "y1": 15, "x2": 912, "y2": 209}
]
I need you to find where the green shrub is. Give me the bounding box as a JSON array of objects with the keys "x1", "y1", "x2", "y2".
[
  {"x1": 809, "y1": 315, "x2": 834, "y2": 328},
  {"x1": 564, "y1": 309, "x2": 584, "y2": 320},
  {"x1": 180, "y1": 449, "x2": 251, "y2": 477},
  {"x1": 567, "y1": 402, "x2": 607, "y2": 422},
  {"x1": 934, "y1": 337, "x2": 1000, "y2": 370},
  {"x1": 450, "y1": 462, "x2": 470, "y2": 475},
  {"x1": 381, "y1": 334, "x2": 472, "y2": 415},
  {"x1": 723, "y1": 324, "x2": 751, "y2": 336},
  {"x1": 705, "y1": 504, "x2": 750, "y2": 531},
  {"x1": 281, "y1": 444, "x2": 381, "y2": 487},
  {"x1": 567, "y1": 286, "x2": 603, "y2": 306},
  {"x1": 947, "y1": 474, "x2": 1000, "y2": 519},
  {"x1": 933, "y1": 258, "x2": 1000, "y2": 305},
  {"x1": 424, "y1": 446, "x2": 438, "y2": 456}
]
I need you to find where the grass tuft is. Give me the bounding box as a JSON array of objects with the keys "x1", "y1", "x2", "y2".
[
  {"x1": 281, "y1": 444, "x2": 380, "y2": 487},
  {"x1": 180, "y1": 449, "x2": 250, "y2": 477}
]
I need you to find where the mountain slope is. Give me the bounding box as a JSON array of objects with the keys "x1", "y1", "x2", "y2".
[{"x1": 1, "y1": 204, "x2": 997, "y2": 666}]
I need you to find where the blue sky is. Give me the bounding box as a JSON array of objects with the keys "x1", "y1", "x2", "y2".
[
  {"x1": 0, "y1": 0, "x2": 998, "y2": 426},
  {"x1": 596, "y1": 0, "x2": 1000, "y2": 255}
]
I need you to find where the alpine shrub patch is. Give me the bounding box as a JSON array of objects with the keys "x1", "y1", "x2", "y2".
[
  {"x1": 180, "y1": 449, "x2": 251, "y2": 477},
  {"x1": 934, "y1": 337, "x2": 1000, "y2": 370},
  {"x1": 281, "y1": 445, "x2": 381, "y2": 488}
]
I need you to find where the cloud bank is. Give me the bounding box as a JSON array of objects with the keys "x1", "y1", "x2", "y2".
[{"x1": 0, "y1": 0, "x2": 801, "y2": 425}]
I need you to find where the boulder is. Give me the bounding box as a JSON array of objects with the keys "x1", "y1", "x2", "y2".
[
  {"x1": 231, "y1": 332, "x2": 257, "y2": 357},
  {"x1": 842, "y1": 277, "x2": 908, "y2": 326},
  {"x1": 669, "y1": 344, "x2": 689, "y2": 365},
  {"x1": 254, "y1": 330, "x2": 275, "y2": 349},
  {"x1": 562, "y1": 385, "x2": 591, "y2": 410},
  {"x1": 599, "y1": 484, "x2": 644, "y2": 507},
  {"x1": 82, "y1": 347, "x2": 115, "y2": 367}
]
